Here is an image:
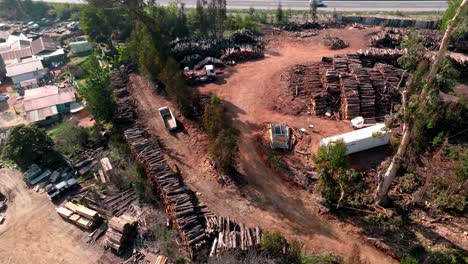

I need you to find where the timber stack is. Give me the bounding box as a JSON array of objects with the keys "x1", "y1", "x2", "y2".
[
  {"x1": 123, "y1": 127, "x2": 208, "y2": 256},
  {"x1": 350, "y1": 65, "x2": 376, "y2": 119},
  {"x1": 112, "y1": 71, "x2": 136, "y2": 126},
  {"x1": 340, "y1": 73, "x2": 361, "y2": 119},
  {"x1": 104, "y1": 215, "x2": 138, "y2": 252},
  {"x1": 367, "y1": 68, "x2": 391, "y2": 118},
  {"x1": 205, "y1": 215, "x2": 262, "y2": 256},
  {"x1": 77, "y1": 189, "x2": 137, "y2": 217},
  {"x1": 71, "y1": 147, "x2": 104, "y2": 176},
  {"x1": 221, "y1": 48, "x2": 264, "y2": 62}
]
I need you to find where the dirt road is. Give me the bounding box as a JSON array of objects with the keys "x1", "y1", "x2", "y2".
[
  {"x1": 0, "y1": 169, "x2": 108, "y2": 264},
  {"x1": 130, "y1": 28, "x2": 396, "y2": 263}
]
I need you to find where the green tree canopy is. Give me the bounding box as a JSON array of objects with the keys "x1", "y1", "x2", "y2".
[
  {"x1": 2, "y1": 125, "x2": 59, "y2": 170},
  {"x1": 79, "y1": 56, "x2": 116, "y2": 122}
]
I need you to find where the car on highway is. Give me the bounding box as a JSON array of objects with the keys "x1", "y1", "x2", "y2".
[{"x1": 309, "y1": 0, "x2": 325, "y2": 7}]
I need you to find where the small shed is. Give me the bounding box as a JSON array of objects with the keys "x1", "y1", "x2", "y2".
[
  {"x1": 69, "y1": 41, "x2": 92, "y2": 55},
  {"x1": 268, "y1": 123, "x2": 290, "y2": 150}
]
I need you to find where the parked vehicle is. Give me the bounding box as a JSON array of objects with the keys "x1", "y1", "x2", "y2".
[
  {"x1": 158, "y1": 106, "x2": 178, "y2": 131},
  {"x1": 0, "y1": 95, "x2": 9, "y2": 102},
  {"x1": 183, "y1": 64, "x2": 223, "y2": 85},
  {"x1": 47, "y1": 178, "x2": 78, "y2": 201}
]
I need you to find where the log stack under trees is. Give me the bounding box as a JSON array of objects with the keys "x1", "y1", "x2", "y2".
[{"x1": 369, "y1": 28, "x2": 441, "y2": 50}]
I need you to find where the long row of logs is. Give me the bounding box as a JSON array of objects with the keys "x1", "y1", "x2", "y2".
[
  {"x1": 357, "y1": 48, "x2": 403, "y2": 67},
  {"x1": 123, "y1": 128, "x2": 208, "y2": 255}
]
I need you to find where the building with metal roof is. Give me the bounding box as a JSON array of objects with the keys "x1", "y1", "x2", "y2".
[
  {"x1": 23, "y1": 85, "x2": 76, "y2": 123},
  {"x1": 5, "y1": 59, "x2": 47, "y2": 88}
]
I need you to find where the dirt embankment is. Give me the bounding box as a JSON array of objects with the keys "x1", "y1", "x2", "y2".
[
  {"x1": 130, "y1": 27, "x2": 398, "y2": 263},
  {"x1": 0, "y1": 169, "x2": 110, "y2": 264}
]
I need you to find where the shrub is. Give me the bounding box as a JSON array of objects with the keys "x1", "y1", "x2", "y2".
[
  {"x1": 260, "y1": 231, "x2": 287, "y2": 258},
  {"x1": 203, "y1": 96, "x2": 225, "y2": 140},
  {"x1": 312, "y1": 140, "x2": 350, "y2": 174},
  {"x1": 399, "y1": 173, "x2": 423, "y2": 194},
  {"x1": 50, "y1": 121, "x2": 89, "y2": 157},
  {"x1": 210, "y1": 127, "x2": 239, "y2": 174}
]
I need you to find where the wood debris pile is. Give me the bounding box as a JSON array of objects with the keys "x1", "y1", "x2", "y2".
[
  {"x1": 70, "y1": 147, "x2": 105, "y2": 176},
  {"x1": 369, "y1": 28, "x2": 403, "y2": 49},
  {"x1": 369, "y1": 28, "x2": 441, "y2": 50},
  {"x1": 205, "y1": 215, "x2": 262, "y2": 256},
  {"x1": 123, "y1": 127, "x2": 209, "y2": 255},
  {"x1": 104, "y1": 215, "x2": 138, "y2": 252},
  {"x1": 220, "y1": 47, "x2": 264, "y2": 62},
  {"x1": 323, "y1": 35, "x2": 349, "y2": 50}
]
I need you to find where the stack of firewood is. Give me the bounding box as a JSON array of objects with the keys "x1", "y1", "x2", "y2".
[
  {"x1": 375, "y1": 63, "x2": 407, "y2": 90},
  {"x1": 124, "y1": 128, "x2": 209, "y2": 255},
  {"x1": 340, "y1": 73, "x2": 361, "y2": 119},
  {"x1": 347, "y1": 52, "x2": 362, "y2": 67},
  {"x1": 350, "y1": 65, "x2": 375, "y2": 119},
  {"x1": 333, "y1": 55, "x2": 349, "y2": 73},
  {"x1": 221, "y1": 48, "x2": 264, "y2": 62},
  {"x1": 105, "y1": 215, "x2": 137, "y2": 252},
  {"x1": 205, "y1": 215, "x2": 262, "y2": 256},
  {"x1": 367, "y1": 68, "x2": 391, "y2": 118}
]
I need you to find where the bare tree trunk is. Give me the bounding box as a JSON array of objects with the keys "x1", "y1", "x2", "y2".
[{"x1": 374, "y1": 0, "x2": 467, "y2": 206}]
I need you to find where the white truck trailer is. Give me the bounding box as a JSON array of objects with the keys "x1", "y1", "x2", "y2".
[{"x1": 320, "y1": 123, "x2": 391, "y2": 155}]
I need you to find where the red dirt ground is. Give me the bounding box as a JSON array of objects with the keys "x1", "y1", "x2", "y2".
[{"x1": 130, "y1": 27, "x2": 397, "y2": 263}]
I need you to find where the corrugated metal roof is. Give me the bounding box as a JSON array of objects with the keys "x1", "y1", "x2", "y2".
[
  {"x1": 31, "y1": 37, "x2": 56, "y2": 55},
  {"x1": 5, "y1": 59, "x2": 43, "y2": 77},
  {"x1": 26, "y1": 105, "x2": 58, "y2": 123},
  {"x1": 23, "y1": 86, "x2": 75, "y2": 112},
  {"x1": 0, "y1": 47, "x2": 32, "y2": 63}
]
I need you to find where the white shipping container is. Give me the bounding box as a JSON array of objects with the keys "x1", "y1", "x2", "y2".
[{"x1": 320, "y1": 124, "x2": 391, "y2": 154}]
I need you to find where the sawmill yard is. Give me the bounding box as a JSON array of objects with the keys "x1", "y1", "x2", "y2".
[{"x1": 128, "y1": 26, "x2": 397, "y2": 263}]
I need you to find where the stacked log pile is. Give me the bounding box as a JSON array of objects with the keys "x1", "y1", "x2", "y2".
[
  {"x1": 123, "y1": 128, "x2": 208, "y2": 255},
  {"x1": 105, "y1": 215, "x2": 137, "y2": 252},
  {"x1": 340, "y1": 73, "x2": 361, "y2": 119},
  {"x1": 221, "y1": 48, "x2": 264, "y2": 62},
  {"x1": 333, "y1": 55, "x2": 349, "y2": 73},
  {"x1": 367, "y1": 68, "x2": 391, "y2": 118},
  {"x1": 420, "y1": 29, "x2": 442, "y2": 50},
  {"x1": 357, "y1": 48, "x2": 402, "y2": 67},
  {"x1": 323, "y1": 35, "x2": 349, "y2": 50},
  {"x1": 205, "y1": 215, "x2": 262, "y2": 256},
  {"x1": 170, "y1": 33, "x2": 264, "y2": 67},
  {"x1": 350, "y1": 65, "x2": 375, "y2": 119},
  {"x1": 281, "y1": 21, "x2": 324, "y2": 31}
]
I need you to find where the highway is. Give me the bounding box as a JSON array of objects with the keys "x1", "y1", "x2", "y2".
[{"x1": 34, "y1": 0, "x2": 448, "y2": 11}]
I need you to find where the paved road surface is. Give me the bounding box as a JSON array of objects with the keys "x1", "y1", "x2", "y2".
[{"x1": 35, "y1": 0, "x2": 447, "y2": 11}]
